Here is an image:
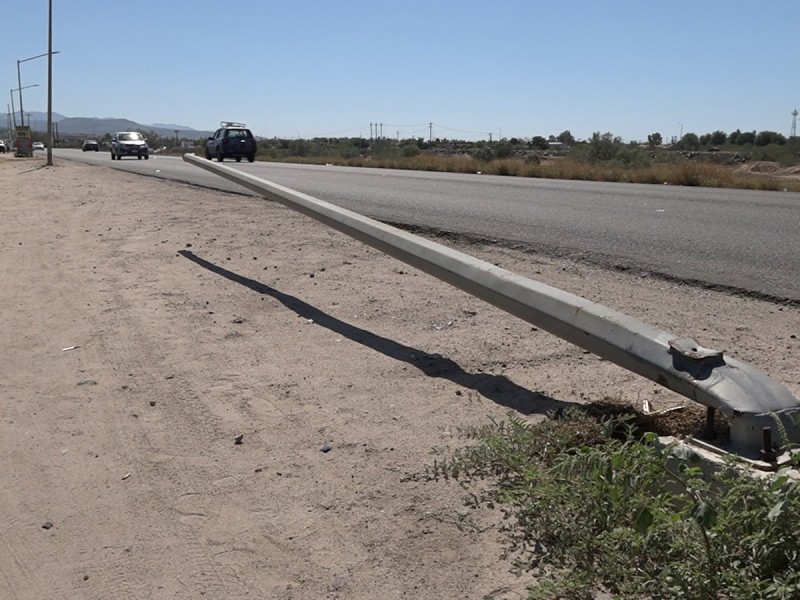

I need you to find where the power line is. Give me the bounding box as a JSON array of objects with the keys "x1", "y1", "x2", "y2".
[
  {"x1": 302, "y1": 126, "x2": 365, "y2": 137},
  {"x1": 381, "y1": 122, "x2": 428, "y2": 128},
  {"x1": 271, "y1": 121, "x2": 500, "y2": 141},
  {"x1": 432, "y1": 122, "x2": 493, "y2": 136}
]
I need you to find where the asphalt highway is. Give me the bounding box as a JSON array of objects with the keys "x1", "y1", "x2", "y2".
[{"x1": 55, "y1": 148, "x2": 800, "y2": 303}]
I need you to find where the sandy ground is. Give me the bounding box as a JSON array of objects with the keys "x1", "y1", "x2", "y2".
[{"x1": 1, "y1": 154, "x2": 798, "y2": 600}]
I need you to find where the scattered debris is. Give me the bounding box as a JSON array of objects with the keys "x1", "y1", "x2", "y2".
[
  {"x1": 42, "y1": 521, "x2": 53, "y2": 530},
  {"x1": 320, "y1": 444, "x2": 332, "y2": 453},
  {"x1": 61, "y1": 345, "x2": 79, "y2": 352},
  {"x1": 650, "y1": 406, "x2": 685, "y2": 416},
  {"x1": 121, "y1": 473, "x2": 131, "y2": 480},
  {"x1": 234, "y1": 434, "x2": 244, "y2": 445},
  {"x1": 149, "y1": 401, "x2": 156, "y2": 407},
  {"x1": 642, "y1": 399, "x2": 685, "y2": 416},
  {"x1": 77, "y1": 380, "x2": 97, "y2": 386}
]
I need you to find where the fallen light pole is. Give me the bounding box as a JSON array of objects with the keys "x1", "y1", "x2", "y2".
[{"x1": 183, "y1": 154, "x2": 800, "y2": 457}]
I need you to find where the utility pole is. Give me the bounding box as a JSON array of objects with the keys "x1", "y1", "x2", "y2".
[
  {"x1": 18, "y1": 49, "x2": 59, "y2": 142},
  {"x1": 17, "y1": 60, "x2": 24, "y2": 127},
  {"x1": 46, "y1": 0, "x2": 53, "y2": 165},
  {"x1": 428, "y1": 122, "x2": 433, "y2": 142},
  {"x1": 9, "y1": 93, "x2": 16, "y2": 130}
]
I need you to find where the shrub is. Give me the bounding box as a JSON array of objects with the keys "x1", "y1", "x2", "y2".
[
  {"x1": 471, "y1": 146, "x2": 495, "y2": 162},
  {"x1": 422, "y1": 410, "x2": 800, "y2": 599},
  {"x1": 587, "y1": 132, "x2": 623, "y2": 162},
  {"x1": 401, "y1": 143, "x2": 420, "y2": 158},
  {"x1": 495, "y1": 142, "x2": 513, "y2": 159}
]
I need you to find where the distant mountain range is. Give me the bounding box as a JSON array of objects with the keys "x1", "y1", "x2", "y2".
[{"x1": 1, "y1": 111, "x2": 214, "y2": 139}]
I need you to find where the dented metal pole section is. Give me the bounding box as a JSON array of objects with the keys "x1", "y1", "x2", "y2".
[{"x1": 183, "y1": 154, "x2": 800, "y2": 453}]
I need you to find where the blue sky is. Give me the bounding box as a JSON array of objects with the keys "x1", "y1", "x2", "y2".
[{"x1": 4, "y1": 1, "x2": 799, "y2": 142}]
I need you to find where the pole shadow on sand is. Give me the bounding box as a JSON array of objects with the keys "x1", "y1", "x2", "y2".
[{"x1": 179, "y1": 250, "x2": 575, "y2": 417}]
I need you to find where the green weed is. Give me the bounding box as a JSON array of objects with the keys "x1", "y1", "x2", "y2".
[{"x1": 421, "y1": 409, "x2": 800, "y2": 599}]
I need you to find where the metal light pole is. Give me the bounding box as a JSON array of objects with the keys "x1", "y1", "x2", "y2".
[
  {"x1": 10, "y1": 90, "x2": 17, "y2": 130},
  {"x1": 11, "y1": 84, "x2": 39, "y2": 156},
  {"x1": 47, "y1": 0, "x2": 53, "y2": 165},
  {"x1": 16, "y1": 61, "x2": 24, "y2": 127},
  {"x1": 12, "y1": 84, "x2": 39, "y2": 129},
  {"x1": 17, "y1": 50, "x2": 60, "y2": 130}
]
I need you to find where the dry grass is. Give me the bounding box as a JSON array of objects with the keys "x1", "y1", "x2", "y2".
[{"x1": 265, "y1": 153, "x2": 800, "y2": 192}]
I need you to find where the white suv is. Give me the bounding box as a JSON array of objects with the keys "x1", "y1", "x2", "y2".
[{"x1": 111, "y1": 132, "x2": 149, "y2": 160}]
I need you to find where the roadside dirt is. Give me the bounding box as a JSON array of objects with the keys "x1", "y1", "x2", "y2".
[
  {"x1": 1, "y1": 155, "x2": 798, "y2": 599},
  {"x1": 736, "y1": 160, "x2": 800, "y2": 180}
]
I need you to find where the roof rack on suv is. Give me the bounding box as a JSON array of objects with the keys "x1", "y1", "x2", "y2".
[{"x1": 220, "y1": 121, "x2": 247, "y2": 128}]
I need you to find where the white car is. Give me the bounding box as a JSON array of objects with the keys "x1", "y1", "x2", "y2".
[
  {"x1": 110, "y1": 131, "x2": 148, "y2": 160},
  {"x1": 32, "y1": 141, "x2": 45, "y2": 151}
]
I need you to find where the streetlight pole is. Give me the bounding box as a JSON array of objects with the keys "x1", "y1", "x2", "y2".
[
  {"x1": 11, "y1": 84, "x2": 39, "y2": 154},
  {"x1": 47, "y1": 0, "x2": 53, "y2": 165},
  {"x1": 11, "y1": 84, "x2": 39, "y2": 130},
  {"x1": 10, "y1": 90, "x2": 17, "y2": 130},
  {"x1": 16, "y1": 60, "x2": 24, "y2": 128},
  {"x1": 17, "y1": 50, "x2": 60, "y2": 132}
]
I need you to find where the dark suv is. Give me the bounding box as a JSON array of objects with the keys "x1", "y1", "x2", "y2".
[{"x1": 205, "y1": 122, "x2": 256, "y2": 163}]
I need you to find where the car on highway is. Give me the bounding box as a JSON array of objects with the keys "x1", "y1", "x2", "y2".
[
  {"x1": 82, "y1": 139, "x2": 100, "y2": 152},
  {"x1": 32, "y1": 141, "x2": 45, "y2": 151},
  {"x1": 205, "y1": 122, "x2": 256, "y2": 163},
  {"x1": 111, "y1": 131, "x2": 149, "y2": 160}
]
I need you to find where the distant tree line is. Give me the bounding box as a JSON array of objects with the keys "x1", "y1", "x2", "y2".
[
  {"x1": 666, "y1": 129, "x2": 790, "y2": 151},
  {"x1": 244, "y1": 128, "x2": 796, "y2": 166},
  {"x1": 50, "y1": 125, "x2": 799, "y2": 167}
]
